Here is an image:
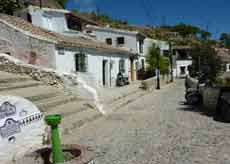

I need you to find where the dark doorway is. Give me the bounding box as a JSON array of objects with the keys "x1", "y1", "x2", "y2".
[
  {"x1": 75, "y1": 54, "x2": 79, "y2": 72},
  {"x1": 102, "y1": 60, "x2": 108, "y2": 86}
]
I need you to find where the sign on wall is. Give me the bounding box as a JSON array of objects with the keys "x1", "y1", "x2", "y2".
[{"x1": 0, "y1": 96, "x2": 45, "y2": 163}]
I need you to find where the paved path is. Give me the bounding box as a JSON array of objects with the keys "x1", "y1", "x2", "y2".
[{"x1": 63, "y1": 80, "x2": 230, "y2": 164}]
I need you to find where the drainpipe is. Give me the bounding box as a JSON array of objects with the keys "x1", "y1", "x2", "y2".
[
  {"x1": 169, "y1": 42, "x2": 174, "y2": 82},
  {"x1": 156, "y1": 47, "x2": 160, "y2": 90},
  {"x1": 110, "y1": 57, "x2": 112, "y2": 87}
]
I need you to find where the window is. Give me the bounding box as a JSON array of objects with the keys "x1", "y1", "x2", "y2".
[
  {"x1": 75, "y1": 53, "x2": 87, "y2": 72},
  {"x1": 117, "y1": 37, "x2": 125, "y2": 45},
  {"x1": 106, "y1": 38, "x2": 112, "y2": 45},
  {"x1": 119, "y1": 59, "x2": 125, "y2": 73},
  {"x1": 139, "y1": 40, "x2": 144, "y2": 53},
  {"x1": 58, "y1": 47, "x2": 65, "y2": 55}
]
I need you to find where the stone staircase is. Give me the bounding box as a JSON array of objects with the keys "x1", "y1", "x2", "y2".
[{"x1": 0, "y1": 71, "x2": 103, "y2": 135}]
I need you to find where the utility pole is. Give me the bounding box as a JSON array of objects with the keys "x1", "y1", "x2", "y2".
[
  {"x1": 169, "y1": 42, "x2": 174, "y2": 82},
  {"x1": 156, "y1": 47, "x2": 160, "y2": 90}
]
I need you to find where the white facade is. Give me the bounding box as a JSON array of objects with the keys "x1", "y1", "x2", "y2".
[
  {"x1": 87, "y1": 53, "x2": 129, "y2": 87},
  {"x1": 55, "y1": 48, "x2": 76, "y2": 73},
  {"x1": 55, "y1": 47, "x2": 129, "y2": 87},
  {"x1": 85, "y1": 25, "x2": 145, "y2": 79},
  {"x1": 26, "y1": 6, "x2": 132, "y2": 88},
  {"x1": 28, "y1": 6, "x2": 69, "y2": 33},
  {"x1": 174, "y1": 60, "x2": 192, "y2": 78},
  {"x1": 85, "y1": 25, "x2": 142, "y2": 53}
]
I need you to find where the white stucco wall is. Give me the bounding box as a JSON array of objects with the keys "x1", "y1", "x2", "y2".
[
  {"x1": 55, "y1": 48, "x2": 76, "y2": 73},
  {"x1": 29, "y1": 7, "x2": 68, "y2": 33},
  {"x1": 85, "y1": 28, "x2": 139, "y2": 53},
  {"x1": 55, "y1": 47, "x2": 130, "y2": 87},
  {"x1": 87, "y1": 53, "x2": 129, "y2": 88}
]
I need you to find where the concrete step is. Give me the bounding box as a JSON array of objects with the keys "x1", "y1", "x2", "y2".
[
  {"x1": 0, "y1": 80, "x2": 44, "y2": 91},
  {"x1": 26, "y1": 92, "x2": 61, "y2": 102},
  {"x1": 35, "y1": 94, "x2": 80, "y2": 112},
  {"x1": 0, "y1": 85, "x2": 61, "y2": 98},
  {"x1": 44, "y1": 100, "x2": 91, "y2": 116},
  {"x1": 0, "y1": 71, "x2": 31, "y2": 80},
  {"x1": 61, "y1": 108, "x2": 102, "y2": 136},
  {"x1": 0, "y1": 77, "x2": 32, "y2": 83}
]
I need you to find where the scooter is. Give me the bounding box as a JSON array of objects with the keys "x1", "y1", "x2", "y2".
[
  {"x1": 185, "y1": 74, "x2": 203, "y2": 105},
  {"x1": 116, "y1": 72, "x2": 129, "y2": 87}
]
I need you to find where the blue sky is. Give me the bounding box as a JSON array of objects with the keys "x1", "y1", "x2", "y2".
[{"x1": 66, "y1": 0, "x2": 230, "y2": 39}]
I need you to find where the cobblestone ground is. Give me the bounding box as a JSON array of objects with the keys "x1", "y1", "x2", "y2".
[{"x1": 63, "y1": 79, "x2": 230, "y2": 164}]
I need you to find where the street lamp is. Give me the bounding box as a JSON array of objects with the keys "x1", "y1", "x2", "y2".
[
  {"x1": 156, "y1": 47, "x2": 160, "y2": 90},
  {"x1": 169, "y1": 42, "x2": 174, "y2": 82}
]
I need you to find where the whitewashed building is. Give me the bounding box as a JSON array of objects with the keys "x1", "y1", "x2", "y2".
[
  {"x1": 16, "y1": 6, "x2": 97, "y2": 33},
  {"x1": 85, "y1": 25, "x2": 146, "y2": 81},
  {"x1": 14, "y1": 6, "x2": 136, "y2": 87},
  {"x1": 216, "y1": 48, "x2": 230, "y2": 72},
  {"x1": 0, "y1": 14, "x2": 134, "y2": 88},
  {"x1": 172, "y1": 46, "x2": 192, "y2": 78}
]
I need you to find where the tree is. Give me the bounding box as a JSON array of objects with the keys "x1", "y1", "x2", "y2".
[
  {"x1": 173, "y1": 23, "x2": 201, "y2": 38},
  {"x1": 146, "y1": 43, "x2": 170, "y2": 75},
  {"x1": 220, "y1": 33, "x2": 230, "y2": 48},
  {"x1": 55, "y1": 0, "x2": 67, "y2": 8},
  {"x1": 0, "y1": 0, "x2": 22, "y2": 15},
  {"x1": 200, "y1": 30, "x2": 211, "y2": 40},
  {"x1": 189, "y1": 43, "x2": 222, "y2": 83}
]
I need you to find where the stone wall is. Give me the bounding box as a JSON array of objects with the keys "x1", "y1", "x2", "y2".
[
  {"x1": 199, "y1": 86, "x2": 220, "y2": 112},
  {"x1": 0, "y1": 22, "x2": 56, "y2": 69},
  {"x1": 186, "y1": 76, "x2": 220, "y2": 111},
  {"x1": 140, "y1": 76, "x2": 170, "y2": 91},
  {"x1": 0, "y1": 54, "x2": 64, "y2": 88}
]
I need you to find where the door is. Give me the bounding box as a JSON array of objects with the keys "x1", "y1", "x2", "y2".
[
  {"x1": 102, "y1": 60, "x2": 109, "y2": 86},
  {"x1": 130, "y1": 59, "x2": 134, "y2": 81}
]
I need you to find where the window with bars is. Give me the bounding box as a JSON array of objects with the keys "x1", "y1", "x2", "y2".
[
  {"x1": 75, "y1": 53, "x2": 87, "y2": 72},
  {"x1": 117, "y1": 37, "x2": 125, "y2": 46},
  {"x1": 106, "y1": 38, "x2": 112, "y2": 45}
]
